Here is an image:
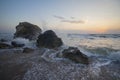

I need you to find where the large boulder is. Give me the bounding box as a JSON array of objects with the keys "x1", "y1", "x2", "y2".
[
  {"x1": 14, "y1": 22, "x2": 42, "y2": 40},
  {"x1": 37, "y1": 30, "x2": 63, "y2": 49},
  {"x1": 62, "y1": 47, "x2": 89, "y2": 64},
  {"x1": 0, "y1": 42, "x2": 12, "y2": 49}
]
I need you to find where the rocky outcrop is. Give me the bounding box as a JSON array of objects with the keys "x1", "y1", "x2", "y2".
[
  {"x1": 62, "y1": 47, "x2": 89, "y2": 64},
  {"x1": 14, "y1": 22, "x2": 42, "y2": 40},
  {"x1": 0, "y1": 42, "x2": 12, "y2": 49},
  {"x1": 37, "y1": 30, "x2": 63, "y2": 49}
]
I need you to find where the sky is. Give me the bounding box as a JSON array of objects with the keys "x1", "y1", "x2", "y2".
[{"x1": 0, "y1": 0, "x2": 120, "y2": 34}]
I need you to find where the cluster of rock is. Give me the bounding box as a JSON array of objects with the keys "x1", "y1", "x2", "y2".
[{"x1": 0, "y1": 22, "x2": 89, "y2": 64}]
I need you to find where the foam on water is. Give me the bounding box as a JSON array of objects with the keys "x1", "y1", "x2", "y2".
[
  {"x1": 23, "y1": 49, "x2": 115, "y2": 80},
  {"x1": 12, "y1": 38, "x2": 29, "y2": 44},
  {"x1": 41, "y1": 48, "x2": 68, "y2": 62},
  {"x1": 12, "y1": 38, "x2": 37, "y2": 48}
]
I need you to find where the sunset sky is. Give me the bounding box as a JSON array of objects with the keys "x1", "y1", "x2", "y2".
[{"x1": 0, "y1": 0, "x2": 120, "y2": 33}]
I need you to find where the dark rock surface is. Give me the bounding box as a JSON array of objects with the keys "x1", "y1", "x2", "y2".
[
  {"x1": 0, "y1": 42, "x2": 12, "y2": 49},
  {"x1": 23, "y1": 47, "x2": 34, "y2": 53},
  {"x1": 11, "y1": 41, "x2": 25, "y2": 47},
  {"x1": 14, "y1": 22, "x2": 42, "y2": 40},
  {"x1": 62, "y1": 47, "x2": 89, "y2": 64},
  {"x1": 37, "y1": 30, "x2": 63, "y2": 49}
]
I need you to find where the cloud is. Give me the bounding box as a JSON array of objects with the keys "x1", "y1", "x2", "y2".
[
  {"x1": 61, "y1": 20, "x2": 84, "y2": 24},
  {"x1": 53, "y1": 15, "x2": 85, "y2": 24},
  {"x1": 53, "y1": 15, "x2": 65, "y2": 19}
]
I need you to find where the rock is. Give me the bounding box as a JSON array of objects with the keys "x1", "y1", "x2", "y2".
[
  {"x1": 0, "y1": 42, "x2": 12, "y2": 49},
  {"x1": 37, "y1": 30, "x2": 63, "y2": 49},
  {"x1": 23, "y1": 47, "x2": 34, "y2": 53},
  {"x1": 62, "y1": 47, "x2": 89, "y2": 64},
  {"x1": 14, "y1": 22, "x2": 42, "y2": 40},
  {"x1": 0, "y1": 39, "x2": 7, "y2": 42},
  {"x1": 11, "y1": 41, "x2": 25, "y2": 47}
]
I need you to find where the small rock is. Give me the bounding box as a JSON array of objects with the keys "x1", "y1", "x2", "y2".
[
  {"x1": 0, "y1": 42, "x2": 12, "y2": 49},
  {"x1": 62, "y1": 47, "x2": 89, "y2": 64},
  {"x1": 23, "y1": 47, "x2": 34, "y2": 53}
]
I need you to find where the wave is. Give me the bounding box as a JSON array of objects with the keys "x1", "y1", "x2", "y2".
[
  {"x1": 67, "y1": 34, "x2": 120, "y2": 39},
  {"x1": 89, "y1": 34, "x2": 120, "y2": 38},
  {"x1": 12, "y1": 38, "x2": 37, "y2": 48},
  {"x1": 108, "y1": 51, "x2": 120, "y2": 61},
  {"x1": 79, "y1": 45, "x2": 120, "y2": 56}
]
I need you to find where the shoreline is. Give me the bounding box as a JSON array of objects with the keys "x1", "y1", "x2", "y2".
[{"x1": 0, "y1": 47, "x2": 120, "y2": 80}]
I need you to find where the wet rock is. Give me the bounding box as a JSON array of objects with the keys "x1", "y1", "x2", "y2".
[
  {"x1": 37, "y1": 30, "x2": 63, "y2": 49},
  {"x1": 23, "y1": 47, "x2": 34, "y2": 53},
  {"x1": 0, "y1": 42, "x2": 12, "y2": 49},
  {"x1": 14, "y1": 22, "x2": 42, "y2": 40},
  {"x1": 11, "y1": 41, "x2": 25, "y2": 47},
  {"x1": 0, "y1": 39, "x2": 7, "y2": 42},
  {"x1": 62, "y1": 47, "x2": 89, "y2": 64}
]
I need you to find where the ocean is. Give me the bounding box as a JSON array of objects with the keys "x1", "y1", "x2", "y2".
[
  {"x1": 0, "y1": 32, "x2": 120, "y2": 80},
  {"x1": 60, "y1": 33, "x2": 120, "y2": 58},
  {"x1": 0, "y1": 33, "x2": 120, "y2": 61}
]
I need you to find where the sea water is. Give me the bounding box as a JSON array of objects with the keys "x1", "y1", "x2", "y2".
[
  {"x1": 58, "y1": 33, "x2": 120, "y2": 58},
  {"x1": 0, "y1": 32, "x2": 120, "y2": 80},
  {"x1": 66, "y1": 34, "x2": 120, "y2": 50},
  {"x1": 0, "y1": 32, "x2": 120, "y2": 60}
]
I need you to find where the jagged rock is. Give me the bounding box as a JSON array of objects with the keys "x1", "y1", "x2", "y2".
[
  {"x1": 37, "y1": 30, "x2": 63, "y2": 49},
  {"x1": 14, "y1": 22, "x2": 42, "y2": 40},
  {"x1": 62, "y1": 47, "x2": 89, "y2": 64},
  {"x1": 23, "y1": 47, "x2": 34, "y2": 53},
  {"x1": 0, "y1": 42, "x2": 12, "y2": 49},
  {"x1": 11, "y1": 41, "x2": 25, "y2": 47}
]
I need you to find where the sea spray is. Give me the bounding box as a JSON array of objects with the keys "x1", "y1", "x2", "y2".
[
  {"x1": 41, "y1": 47, "x2": 68, "y2": 62},
  {"x1": 12, "y1": 38, "x2": 37, "y2": 48}
]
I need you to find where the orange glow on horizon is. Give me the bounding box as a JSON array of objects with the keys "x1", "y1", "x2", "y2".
[{"x1": 55, "y1": 22, "x2": 109, "y2": 33}]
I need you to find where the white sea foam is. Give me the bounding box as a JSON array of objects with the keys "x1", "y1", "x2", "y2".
[
  {"x1": 12, "y1": 38, "x2": 37, "y2": 48},
  {"x1": 12, "y1": 38, "x2": 29, "y2": 44}
]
